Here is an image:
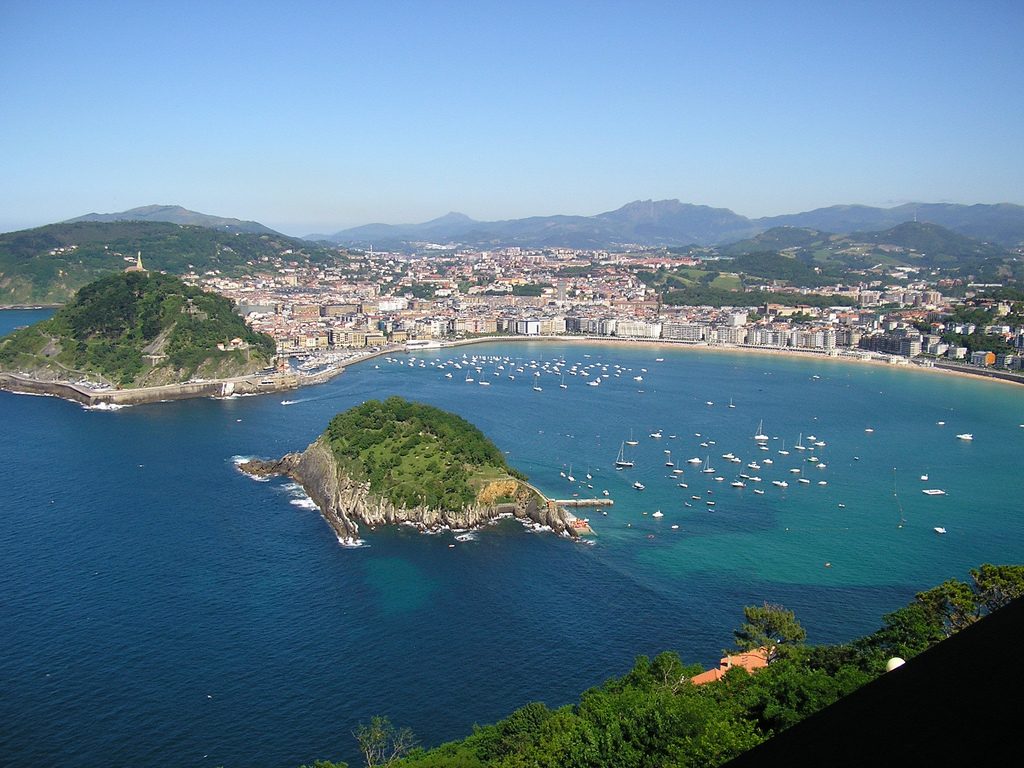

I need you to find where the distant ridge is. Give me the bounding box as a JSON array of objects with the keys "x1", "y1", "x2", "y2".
[
  {"x1": 66, "y1": 205, "x2": 281, "y2": 236},
  {"x1": 316, "y1": 200, "x2": 1024, "y2": 249}
]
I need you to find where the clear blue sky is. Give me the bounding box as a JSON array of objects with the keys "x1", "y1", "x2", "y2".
[{"x1": 2, "y1": 0, "x2": 1022, "y2": 235}]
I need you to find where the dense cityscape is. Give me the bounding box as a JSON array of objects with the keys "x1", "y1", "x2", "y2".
[{"x1": 190, "y1": 243, "x2": 1024, "y2": 377}]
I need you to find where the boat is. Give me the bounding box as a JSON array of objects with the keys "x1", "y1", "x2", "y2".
[
  {"x1": 652, "y1": 510, "x2": 664, "y2": 518},
  {"x1": 602, "y1": 489, "x2": 610, "y2": 496},
  {"x1": 687, "y1": 457, "x2": 702, "y2": 464},
  {"x1": 533, "y1": 385, "x2": 543, "y2": 392},
  {"x1": 772, "y1": 480, "x2": 789, "y2": 488},
  {"x1": 664, "y1": 452, "x2": 674, "y2": 467},
  {"x1": 444, "y1": 372, "x2": 453, "y2": 379},
  {"x1": 728, "y1": 398, "x2": 735, "y2": 408},
  {"x1": 633, "y1": 481, "x2": 645, "y2": 491},
  {"x1": 753, "y1": 489, "x2": 765, "y2": 495},
  {"x1": 731, "y1": 481, "x2": 745, "y2": 488},
  {"x1": 559, "y1": 374, "x2": 567, "y2": 389},
  {"x1": 934, "y1": 527, "x2": 947, "y2": 534},
  {"x1": 454, "y1": 533, "x2": 474, "y2": 542},
  {"x1": 706, "y1": 501, "x2": 716, "y2": 506},
  {"x1": 677, "y1": 482, "x2": 688, "y2": 488},
  {"x1": 671, "y1": 524, "x2": 679, "y2": 530},
  {"x1": 625, "y1": 430, "x2": 639, "y2": 447},
  {"x1": 701, "y1": 457, "x2": 715, "y2": 474},
  {"x1": 753, "y1": 420, "x2": 769, "y2": 442},
  {"x1": 922, "y1": 489, "x2": 946, "y2": 496},
  {"x1": 478, "y1": 380, "x2": 490, "y2": 386},
  {"x1": 956, "y1": 433, "x2": 973, "y2": 441},
  {"x1": 798, "y1": 478, "x2": 810, "y2": 484},
  {"x1": 706, "y1": 400, "x2": 714, "y2": 406},
  {"x1": 614, "y1": 443, "x2": 635, "y2": 469},
  {"x1": 794, "y1": 433, "x2": 806, "y2": 451},
  {"x1": 649, "y1": 430, "x2": 663, "y2": 439},
  {"x1": 920, "y1": 474, "x2": 929, "y2": 481}
]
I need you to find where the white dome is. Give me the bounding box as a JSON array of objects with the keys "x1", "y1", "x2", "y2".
[{"x1": 886, "y1": 657, "x2": 906, "y2": 672}]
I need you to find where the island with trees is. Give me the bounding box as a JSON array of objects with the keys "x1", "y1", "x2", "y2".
[{"x1": 239, "y1": 397, "x2": 577, "y2": 543}]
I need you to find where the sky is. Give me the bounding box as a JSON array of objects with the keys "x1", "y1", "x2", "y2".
[{"x1": 1, "y1": 0, "x2": 1022, "y2": 236}]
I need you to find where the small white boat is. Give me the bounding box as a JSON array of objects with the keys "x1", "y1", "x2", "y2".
[
  {"x1": 633, "y1": 481, "x2": 645, "y2": 491},
  {"x1": 650, "y1": 430, "x2": 662, "y2": 439},
  {"x1": 687, "y1": 457, "x2": 702, "y2": 465},
  {"x1": 731, "y1": 481, "x2": 745, "y2": 488},
  {"x1": 772, "y1": 480, "x2": 789, "y2": 488},
  {"x1": 865, "y1": 428, "x2": 874, "y2": 433},
  {"x1": 922, "y1": 489, "x2": 946, "y2": 496},
  {"x1": 671, "y1": 524, "x2": 679, "y2": 530},
  {"x1": 956, "y1": 433, "x2": 973, "y2": 441},
  {"x1": 934, "y1": 527, "x2": 947, "y2": 534},
  {"x1": 920, "y1": 474, "x2": 929, "y2": 481},
  {"x1": 652, "y1": 510, "x2": 664, "y2": 518},
  {"x1": 754, "y1": 420, "x2": 769, "y2": 442},
  {"x1": 753, "y1": 489, "x2": 765, "y2": 495},
  {"x1": 798, "y1": 478, "x2": 810, "y2": 484},
  {"x1": 533, "y1": 386, "x2": 542, "y2": 392}
]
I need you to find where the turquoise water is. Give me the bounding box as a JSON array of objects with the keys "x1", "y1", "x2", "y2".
[{"x1": 2, "y1": 311, "x2": 1022, "y2": 767}]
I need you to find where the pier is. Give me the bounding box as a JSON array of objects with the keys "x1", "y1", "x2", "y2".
[{"x1": 553, "y1": 498, "x2": 614, "y2": 507}]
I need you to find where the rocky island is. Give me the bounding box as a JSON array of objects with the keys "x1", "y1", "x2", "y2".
[{"x1": 239, "y1": 396, "x2": 578, "y2": 542}]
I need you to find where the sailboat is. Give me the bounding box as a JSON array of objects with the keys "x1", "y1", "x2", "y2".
[
  {"x1": 701, "y1": 456, "x2": 715, "y2": 474},
  {"x1": 778, "y1": 439, "x2": 789, "y2": 456},
  {"x1": 559, "y1": 374, "x2": 567, "y2": 389},
  {"x1": 614, "y1": 442, "x2": 635, "y2": 468},
  {"x1": 754, "y1": 420, "x2": 769, "y2": 441},
  {"x1": 729, "y1": 398, "x2": 736, "y2": 408},
  {"x1": 794, "y1": 433, "x2": 806, "y2": 451},
  {"x1": 664, "y1": 452, "x2": 674, "y2": 467},
  {"x1": 625, "y1": 429, "x2": 639, "y2": 447}
]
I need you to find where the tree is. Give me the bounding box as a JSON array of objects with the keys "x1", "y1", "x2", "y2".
[
  {"x1": 734, "y1": 602, "x2": 806, "y2": 663},
  {"x1": 970, "y1": 564, "x2": 1024, "y2": 612},
  {"x1": 353, "y1": 716, "x2": 415, "y2": 768}
]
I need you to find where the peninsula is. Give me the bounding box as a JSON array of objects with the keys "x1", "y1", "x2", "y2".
[
  {"x1": 0, "y1": 270, "x2": 293, "y2": 403},
  {"x1": 238, "y1": 397, "x2": 578, "y2": 542}
]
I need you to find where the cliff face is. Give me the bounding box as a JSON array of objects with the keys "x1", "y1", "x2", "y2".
[{"x1": 240, "y1": 439, "x2": 577, "y2": 542}]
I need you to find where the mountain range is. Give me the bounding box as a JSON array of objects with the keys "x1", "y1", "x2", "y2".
[
  {"x1": 66, "y1": 205, "x2": 281, "y2": 236},
  {"x1": 51, "y1": 200, "x2": 1024, "y2": 250},
  {"x1": 311, "y1": 200, "x2": 1024, "y2": 249}
]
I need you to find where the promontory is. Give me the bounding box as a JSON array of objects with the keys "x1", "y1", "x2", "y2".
[
  {"x1": 238, "y1": 396, "x2": 578, "y2": 542},
  {"x1": 0, "y1": 270, "x2": 283, "y2": 403}
]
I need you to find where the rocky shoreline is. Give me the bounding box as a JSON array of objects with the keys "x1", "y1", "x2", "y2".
[{"x1": 238, "y1": 438, "x2": 578, "y2": 542}]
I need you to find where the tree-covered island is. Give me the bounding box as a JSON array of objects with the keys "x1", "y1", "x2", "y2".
[
  {"x1": 0, "y1": 270, "x2": 276, "y2": 387},
  {"x1": 240, "y1": 397, "x2": 577, "y2": 542}
]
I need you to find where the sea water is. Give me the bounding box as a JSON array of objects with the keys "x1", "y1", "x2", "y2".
[{"x1": 2, "y1": 311, "x2": 1022, "y2": 767}]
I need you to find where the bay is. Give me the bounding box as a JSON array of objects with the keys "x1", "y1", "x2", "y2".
[{"x1": 2, "y1": 309, "x2": 1022, "y2": 767}]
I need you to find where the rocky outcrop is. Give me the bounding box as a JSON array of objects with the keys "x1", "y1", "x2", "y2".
[{"x1": 239, "y1": 438, "x2": 577, "y2": 542}]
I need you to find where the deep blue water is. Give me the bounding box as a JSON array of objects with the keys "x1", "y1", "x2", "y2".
[{"x1": 2, "y1": 310, "x2": 1022, "y2": 767}]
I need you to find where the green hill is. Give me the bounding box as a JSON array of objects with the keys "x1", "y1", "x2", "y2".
[
  {"x1": 0, "y1": 220, "x2": 337, "y2": 305},
  {"x1": 850, "y1": 221, "x2": 1006, "y2": 264},
  {"x1": 0, "y1": 271, "x2": 275, "y2": 386},
  {"x1": 322, "y1": 396, "x2": 527, "y2": 511}
]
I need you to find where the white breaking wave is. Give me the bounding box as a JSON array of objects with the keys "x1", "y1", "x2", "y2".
[{"x1": 82, "y1": 401, "x2": 129, "y2": 411}]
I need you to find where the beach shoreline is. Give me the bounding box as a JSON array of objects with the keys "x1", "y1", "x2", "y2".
[{"x1": 2, "y1": 333, "x2": 1021, "y2": 407}]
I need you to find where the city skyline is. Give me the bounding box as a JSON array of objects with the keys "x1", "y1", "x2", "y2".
[{"x1": 2, "y1": 1, "x2": 1022, "y2": 236}]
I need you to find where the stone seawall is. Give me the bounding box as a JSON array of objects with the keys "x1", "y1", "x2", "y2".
[{"x1": 0, "y1": 372, "x2": 302, "y2": 406}]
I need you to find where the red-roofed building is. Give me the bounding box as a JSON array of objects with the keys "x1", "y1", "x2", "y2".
[{"x1": 691, "y1": 648, "x2": 769, "y2": 686}]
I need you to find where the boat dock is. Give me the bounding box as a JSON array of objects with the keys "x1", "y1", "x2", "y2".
[{"x1": 553, "y1": 498, "x2": 614, "y2": 507}]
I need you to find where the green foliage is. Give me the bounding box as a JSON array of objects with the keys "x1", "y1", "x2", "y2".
[
  {"x1": 0, "y1": 220, "x2": 338, "y2": 304},
  {"x1": 322, "y1": 397, "x2": 526, "y2": 510},
  {"x1": 733, "y1": 603, "x2": 807, "y2": 661},
  {"x1": 323, "y1": 566, "x2": 1019, "y2": 768},
  {"x1": 511, "y1": 284, "x2": 547, "y2": 296},
  {"x1": 0, "y1": 271, "x2": 275, "y2": 385}
]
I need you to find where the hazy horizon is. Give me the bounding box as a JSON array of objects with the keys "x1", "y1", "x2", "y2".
[{"x1": 2, "y1": 1, "x2": 1021, "y2": 237}]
